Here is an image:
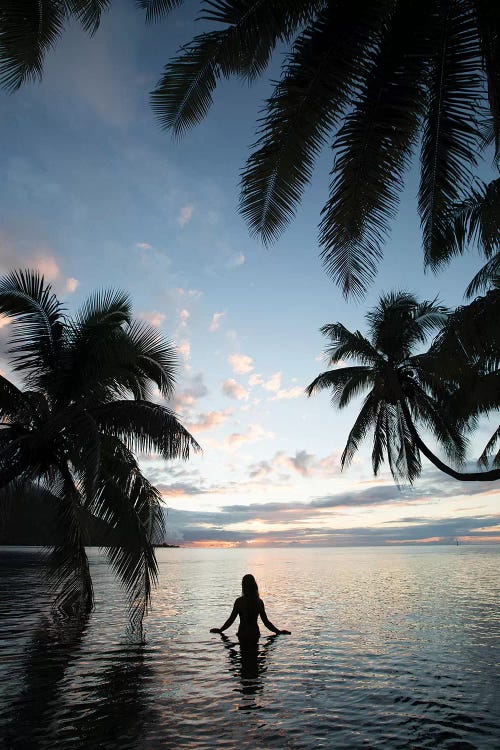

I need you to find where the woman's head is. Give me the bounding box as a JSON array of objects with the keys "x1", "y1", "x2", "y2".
[{"x1": 241, "y1": 574, "x2": 259, "y2": 599}]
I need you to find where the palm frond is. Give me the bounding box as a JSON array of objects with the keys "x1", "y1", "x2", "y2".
[
  {"x1": 305, "y1": 365, "x2": 373, "y2": 407},
  {"x1": 432, "y1": 178, "x2": 500, "y2": 266},
  {"x1": 341, "y1": 391, "x2": 378, "y2": 469},
  {"x1": 319, "y1": 322, "x2": 381, "y2": 366},
  {"x1": 151, "y1": 0, "x2": 317, "y2": 137},
  {"x1": 66, "y1": 0, "x2": 111, "y2": 34},
  {"x1": 473, "y1": 0, "x2": 500, "y2": 159},
  {"x1": 49, "y1": 469, "x2": 94, "y2": 616},
  {"x1": 73, "y1": 288, "x2": 131, "y2": 330},
  {"x1": 406, "y1": 381, "x2": 468, "y2": 464},
  {"x1": 127, "y1": 321, "x2": 178, "y2": 399},
  {"x1": 371, "y1": 401, "x2": 386, "y2": 475},
  {"x1": 319, "y1": 0, "x2": 430, "y2": 297},
  {"x1": 93, "y1": 400, "x2": 201, "y2": 460},
  {"x1": 92, "y1": 441, "x2": 165, "y2": 629},
  {"x1": 466, "y1": 252, "x2": 500, "y2": 298},
  {"x1": 0, "y1": 0, "x2": 67, "y2": 91},
  {"x1": 240, "y1": 0, "x2": 388, "y2": 246},
  {"x1": 478, "y1": 425, "x2": 500, "y2": 467},
  {"x1": 420, "y1": 1, "x2": 484, "y2": 268},
  {"x1": 0, "y1": 269, "x2": 64, "y2": 385},
  {"x1": 136, "y1": 0, "x2": 182, "y2": 22},
  {"x1": 392, "y1": 401, "x2": 421, "y2": 484}
]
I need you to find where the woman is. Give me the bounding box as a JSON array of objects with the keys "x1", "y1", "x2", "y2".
[{"x1": 210, "y1": 574, "x2": 291, "y2": 644}]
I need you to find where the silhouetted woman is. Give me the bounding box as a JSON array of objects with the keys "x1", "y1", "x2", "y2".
[{"x1": 210, "y1": 574, "x2": 290, "y2": 644}]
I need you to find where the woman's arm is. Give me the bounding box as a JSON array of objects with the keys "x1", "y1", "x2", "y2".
[
  {"x1": 210, "y1": 599, "x2": 239, "y2": 633},
  {"x1": 259, "y1": 599, "x2": 290, "y2": 635}
]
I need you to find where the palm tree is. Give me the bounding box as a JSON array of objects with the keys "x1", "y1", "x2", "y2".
[
  {"x1": 151, "y1": 0, "x2": 500, "y2": 297},
  {"x1": 0, "y1": 269, "x2": 200, "y2": 627},
  {"x1": 2, "y1": 2, "x2": 498, "y2": 297},
  {"x1": 306, "y1": 290, "x2": 500, "y2": 483},
  {"x1": 428, "y1": 286, "x2": 500, "y2": 467}
]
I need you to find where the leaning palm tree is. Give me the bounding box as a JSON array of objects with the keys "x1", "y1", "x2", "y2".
[
  {"x1": 152, "y1": 0, "x2": 500, "y2": 297},
  {"x1": 0, "y1": 269, "x2": 199, "y2": 627},
  {"x1": 306, "y1": 291, "x2": 500, "y2": 483}
]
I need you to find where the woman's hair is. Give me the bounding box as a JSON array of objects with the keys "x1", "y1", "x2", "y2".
[{"x1": 241, "y1": 573, "x2": 259, "y2": 599}]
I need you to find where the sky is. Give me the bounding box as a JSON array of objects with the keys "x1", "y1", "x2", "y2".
[{"x1": 0, "y1": 2, "x2": 498, "y2": 547}]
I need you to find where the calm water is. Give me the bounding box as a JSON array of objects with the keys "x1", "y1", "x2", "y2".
[{"x1": 0, "y1": 546, "x2": 499, "y2": 749}]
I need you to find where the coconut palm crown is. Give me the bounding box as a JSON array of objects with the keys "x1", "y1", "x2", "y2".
[
  {"x1": 0, "y1": 269, "x2": 200, "y2": 627},
  {"x1": 151, "y1": 0, "x2": 500, "y2": 297},
  {"x1": 306, "y1": 291, "x2": 500, "y2": 484},
  {"x1": 2, "y1": 2, "x2": 499, "y2": 298}
]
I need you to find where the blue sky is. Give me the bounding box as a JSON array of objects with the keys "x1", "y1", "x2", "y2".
[{"x1": 0, "y1": 3, "x2": 498, "y2": 546}]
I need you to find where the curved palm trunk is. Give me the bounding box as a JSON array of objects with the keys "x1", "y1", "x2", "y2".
[{"x1": 401, "y1": 402, "x2": 500, "y2": 482}]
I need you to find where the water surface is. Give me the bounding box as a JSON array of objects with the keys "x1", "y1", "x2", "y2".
[{"x1": 1, "y1": 545, "x2": 499, "y2": 749}]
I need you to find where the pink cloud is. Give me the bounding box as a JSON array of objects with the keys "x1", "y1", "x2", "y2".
[
  {"x1": 139, "y1": 311, "x2": 166, "y2": 327},
  {"x1": 209, "y1": 311, "x2": 226, "y2": 332},
  {"x1": 228, "y1": 353, "x2": 253, "y2": 374},
  {"x1": 178, "y1": 204, "x2": 194, "y2": 227},
  {"x1": 34, "y1": 255, "x2": 60, "y2": 281},
  {"x1": 177, "y1": 339, "x2": 191, "y2": 362},
  {"x1": 228, "y1": 252, "x2": 245, "y2": 268},
  {"x1": 226, "y1": 423, "x2": 274, "y2": 448},
  {"x1": 271, "y1": 386, "x2": 304, "y2": 401},
  {"x1": 185, "y1": 408, "x2": 232, "y2": 434},
  {"x1": 263, "y1": 371, "x2": 281, "y2": 393},
  {"x1": 248, "y1": 373, "x2": 263, "y2": 387},
  {"x1": 65, "y1": 277, "x2": 80, "y2": 293},
  {"x1": 179, "y1": 308, "x2": 190, "y2": 328},
  {"x1": 221, "y1": 378, "x2": 249, "y2": 401}
]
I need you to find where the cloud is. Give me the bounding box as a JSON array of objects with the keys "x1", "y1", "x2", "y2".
[
  {"x1": 65, "y1": 277, "x2": 80, "y2": 293},
  {"x1": 226, "y1": 423, "x2": 274, "y2": 448},
  {"x1": 158, "y1": 482, "x2": 204, "y2": 497},
  {"x1": 228, "y1": 354, "x2": 253, "y2": 374},
  {"x1": 270, "y1": 386, "x2": 304, "y2": 401},
  {"x1": 160, "y1": 502, "x2": 500, "y2": 547},
  {"x1": 209, "y1": 311, "x2": 225, "y2": 332},
  {"x1": 184, "y1": 408, "x2": 232, "y2": 434},
  {"x1": 179, "y1": 308, "x2": 190, "y2": 328},
  {"x1": 248, "y1": 373, "x2": 263, "y2": 387},
  {"x1": 171, "y1": 373, "x2": 208, "y2": 414},
  {"x1": 247, "y1": 449, "x2": 342, "y2": 481},
  {"x1": 263, "y1": 371, "x2": 281, "y2": 393},
  {"x1": 139, "y1": 310, "x2": 166, "y2": 327},
  {"x1": 34, "y1": 255, "x2": 60, "y2": 281},
  {"x1": 177, "y1": 339, "x2": 191, "y2": 362},
  {"x1": 178, "y1": 204, "x2": 194, "y2": 227},
  {"x1": 136, "y1": 242, "x2": 152, "y2": 250},
  {"x1": 221, "y1": 378, "x2": 249, "y2": 401},
  {"x1": 227, "y1": 252, "x2": 245, "y2": 268}
]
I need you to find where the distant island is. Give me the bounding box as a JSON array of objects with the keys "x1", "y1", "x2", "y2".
[{"x1": 154, "y1": 543, "x2": 180, "y2": 548}]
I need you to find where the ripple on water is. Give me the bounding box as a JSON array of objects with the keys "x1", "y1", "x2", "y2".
[{"x1": 0, "y1": 545, "x2": 499, "y2": 749}]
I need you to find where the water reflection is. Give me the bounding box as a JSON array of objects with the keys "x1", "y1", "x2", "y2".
[
  {"x1": 4, "y1": 614, "x2": 89, "y2": 750},
  {"x1": 3, "y1": 614, "x2": 156, "y2": 750},
  {"x1": 219, "y1": 634, "x2": 278, "y2": 710}
]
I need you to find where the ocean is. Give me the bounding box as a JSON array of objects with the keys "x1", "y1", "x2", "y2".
[{"x1": 0, "y1": 545, "x2": 499, "y2": 749}]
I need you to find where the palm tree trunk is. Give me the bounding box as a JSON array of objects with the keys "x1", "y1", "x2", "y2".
[{"x1": 400, "y1": 402, "x2": 500, "y2": 481}]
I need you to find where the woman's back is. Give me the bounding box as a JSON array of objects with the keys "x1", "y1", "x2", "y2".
[{"x1": 237, "y1": 595, "x2": 261, "y2": 627}]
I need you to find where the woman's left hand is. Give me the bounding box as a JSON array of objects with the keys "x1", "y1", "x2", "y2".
[{"x1": 210, "y1": 628, "x2": 222, "y2": 633}]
